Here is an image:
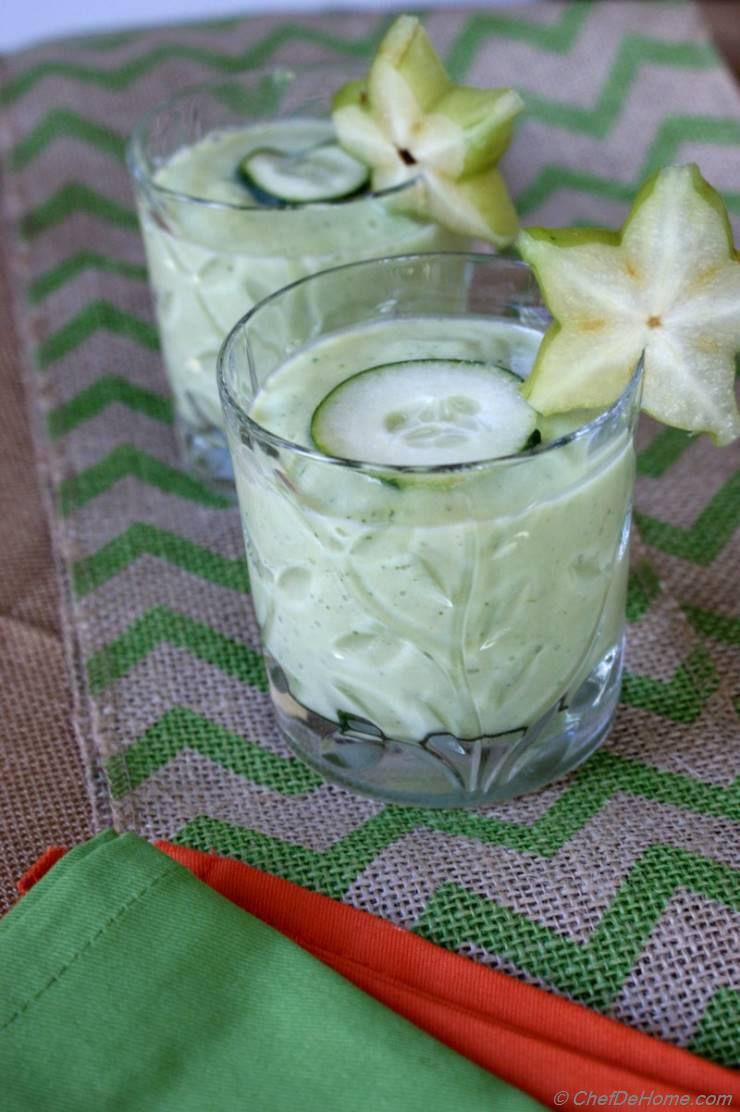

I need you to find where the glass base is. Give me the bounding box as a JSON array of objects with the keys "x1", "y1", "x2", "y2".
[
  {"x1": 268, "y1": 641, "x2": 624, "y2": 808},
  {"x1": 177, "y1": 415, "x2": 236, "y2": 497}
]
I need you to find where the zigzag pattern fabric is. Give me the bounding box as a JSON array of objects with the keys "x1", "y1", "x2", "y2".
[{"x1": 0, "y1": 0, "x2": 738, "y2": 1067}]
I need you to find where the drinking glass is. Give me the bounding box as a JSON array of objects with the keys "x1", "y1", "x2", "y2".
[
  {"x1": 128, "y1": 69, "x2": 466, "y2": 489},
  {"x1": 218, "y1": 254, "x2": 641, "y2": 807}
]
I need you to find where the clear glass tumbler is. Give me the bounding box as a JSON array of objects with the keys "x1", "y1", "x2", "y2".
[
  {"x1": 127, "y1": 68, "x2": 467, "y2": 490},
  {"x1": 218, "y1": 254, "x2": 641, "y2": 807}
]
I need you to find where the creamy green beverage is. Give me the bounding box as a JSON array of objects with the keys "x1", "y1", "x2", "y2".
[
  {"x1": 142, "y1": 122, "x2": 461, "y2": 433},
  {"x1": 219, "y1": 256, "x2": 641, "y2": 807},
  {"x1": 244, "y1": 317, "x2": 632, "y2": 741},
  {"x1": 129, "y1": 85, "x2": 465, "y2": 485}
]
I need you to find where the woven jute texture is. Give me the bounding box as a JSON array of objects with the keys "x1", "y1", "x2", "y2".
[
  {"x1": 0, "y1": 191, "x2": 93, "y2": 911},
  {"x1": 0, "y1": 1, "x2": 738, "y2": 1066}
]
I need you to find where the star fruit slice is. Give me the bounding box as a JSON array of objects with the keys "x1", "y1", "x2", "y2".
[
  {"x1": 331, "y1": 15, "x2": 523, "y2": 244},
  {"x1": 518, "y1": 164, "x2": 740, "y2": 445}
]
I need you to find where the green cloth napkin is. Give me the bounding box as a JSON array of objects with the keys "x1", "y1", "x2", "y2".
[{"x1": 0, "y1": 831, "x2": 541, "y2": 1111}]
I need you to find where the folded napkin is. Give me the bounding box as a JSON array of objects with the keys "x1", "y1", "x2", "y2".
[
  {"x1": 158, "y1": 841, "x2": 740, "y2": 1108},
  {"x1": 0, "y1": 831, "x2": 540, "y2": 1112}
]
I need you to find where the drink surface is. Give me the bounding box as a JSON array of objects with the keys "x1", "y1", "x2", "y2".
[
  {"x1": 237, "y1": 317, "x2": 635, "y2": 741},
  {"x1": 137, "y1": 120, "x2": 465, "y2": 432}
]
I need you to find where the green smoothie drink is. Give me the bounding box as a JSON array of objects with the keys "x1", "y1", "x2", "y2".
[
  {"x1": 127, "y1": 71, "x2": 467, "y2": 487},
  {"x1": 218, "y1": 256, "x2": 641, "y2": 807}
]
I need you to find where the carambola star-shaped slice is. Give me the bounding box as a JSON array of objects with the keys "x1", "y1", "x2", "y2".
[
  {"x1": 518, "y1": 163, "x2": 740, "y2": 445},
  {"x1": 332, "y1": 15, "x2": 524, "y2": 245}
]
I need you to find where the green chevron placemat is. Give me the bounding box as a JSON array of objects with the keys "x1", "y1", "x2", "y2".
[{"x1": 1, "y1": 0, "x2": 738, "y2": 1067}]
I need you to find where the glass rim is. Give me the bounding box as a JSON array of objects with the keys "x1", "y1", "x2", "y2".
[
  {"x1": 126, "y1": 63, "x2": 419, "y2": 213},
  {"x1": 217, "y1": 251, "x2": 644, "y2": 476}
]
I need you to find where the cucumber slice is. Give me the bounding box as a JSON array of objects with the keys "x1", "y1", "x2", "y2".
[
  {"x1": 238, "y1": 141, "x2": 369, "y2": 204},
  {"x1": 310, "y1": 360, "x2": 537, "y2": 466}
]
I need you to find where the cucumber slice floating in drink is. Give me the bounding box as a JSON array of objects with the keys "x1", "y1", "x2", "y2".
[
  {"x1": 238, "y1": 141, "x2": 369, "y2": 204},
  {"x1": 310, "y1": 359, "x2": 538, "y2": 465}
]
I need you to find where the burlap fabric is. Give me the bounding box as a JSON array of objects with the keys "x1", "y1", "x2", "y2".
[
  {"x1": 0, "y1": 205, "x2": 93, "y2": 909},
  {"x1": 0, "y1": 1, "x2": 738, "y2": 1067}
]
